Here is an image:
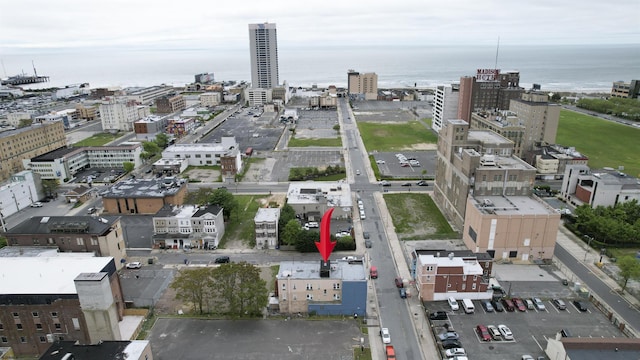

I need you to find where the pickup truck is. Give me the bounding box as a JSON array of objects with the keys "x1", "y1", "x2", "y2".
[{"x1": 385, "y1": 345, "x2": 396, "y2": 359}]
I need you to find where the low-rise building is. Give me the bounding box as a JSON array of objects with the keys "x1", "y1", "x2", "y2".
[
  {"x1": 151, "y1": 158, "x2": 189, "y2": 176},
  {"x1": 560, "y1": 165, "x2": 640, "y2": 208},
  {"x1": 275, "y1": 259, "x2": 367, "y2": 316},
  {"x1": 160, "y1": 137, "x2": 241, "y2": 168},
  {"x1": 166, "y1": 117, "x2": 196, "y2": 137},
  {"x1": 0, "y1": 171, "x2": 43, "y2": 220},
  {"x1": 254, "y1": 208, "x2": 280, "y2": 249},
  {"x1": 63, "y1": 185, "x2": 96, "y2": 203},
  {"x1": 124, "y1": 86, "x2": 174, "y2": 105},
  {"x1": 527, "y1": 144, "x2": 588, "y2": 180},
  {"x1": 5, "y1": 216, "x2": 127, "y2": 268},
  {"x1": 155, "y1": 95, "x2": 186, "y2": 114},
  {"x1": 133, "y1": 115, "x2": 166, "y2": 141},
  {"x1": 152, "y1": 204, "x2": 224, "y2": 250},
  {"x1": 0, "y1": 254, "x2": 126, "y2": 358},
  {"x1": 99, "y1": 97, "x2": 142, "y2": 131},
  {"x1": 412, "y1": 250, "x2": 493, "y2": 301},
  {"x1": 100, "y1": 177, "x2": 188, "y2": 215},
  {"x1": 545, "y1": 336, "x2": 640, "y2": 360},
  {"x1": 200, "y1": 92, "x2": 221, "y2": 107},
  {"x1": 40, "y1": 339, "x2": 153, "y2": 360},
  {"x1": 611, "y1": 79, "x2": 640, "y2": 99},
  {"x1": 286, "y1": 181, "x2": 352, "y2": 221}
]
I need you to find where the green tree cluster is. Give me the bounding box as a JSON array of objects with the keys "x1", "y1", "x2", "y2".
[
  {"x1": 42, "y1": 179, "x2": 60, "y2": 198},
  {"x1": 185, "y1": 188, "x2": 238, "y2": 221},
  {"x1": 617, "y1": 256, "x2": 640, "y2": 292},
  {"x1": 280, "y1": 218, "x2": 356, "y2": 252},
  {"x1": 572, "y1": 200, "x2": 640, "y2": 247},
  {"x1": 170, "y1": 262, "x2": 267, "y2": 316},
  {"x1": 140, "y1": 134, "x2": 170, "y2": 160},
  {"x1": 577, "y1": 97, "x2": 640, "y2": 121},
  {"x1": 289, "y1": 165, "x2": 345, "y2": 181}
]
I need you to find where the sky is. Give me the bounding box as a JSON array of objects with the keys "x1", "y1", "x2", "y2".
[{"x1": 0, "y1": 0, "x2": 638, "y2": 53}]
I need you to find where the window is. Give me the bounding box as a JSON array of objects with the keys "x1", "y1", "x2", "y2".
[
  {"x1": 509, "y1": 251, "x2": 517, "y2": 258},
  {"x1": 306, "y1": 284, "x2": 313, "y2": 290},
  {"x1": 55, "y1": 323, "x2": 62, "y2": 330},
  {"x1": 12, "y1": 312, "x2": 19, "y2": 318},
  {"x1": 306, "y1": 294, "x2": 313, "y2": 300},
  {"x1": 462, "y1": 275, "x2": 467, "y2": 281},
  {"x1": 32, "y1": 311, "x2": 39, "y2": 317},
  {"x1": 77, "y1": 238, "x2": 84, "y2": 245},
  {"x1": 461, "y1": 283, "x2": 466, "y2": 290},
  {"x1": 333, "y1": 283, "x2": 340, "y2": 290},
  {"x1": 472, "y1": 283, "x2": 477, "y2": 290},
  {"x1": 72, "y1": 318, "x2": 80, "y2": 330},
  {"x1": 333, "y1": 294, "x2": 340, "y2": 300},
  {"x1": 51, "y1": 312, "x2": 58, "y2": 318},
  {"x1": 36, "y1": 323, "x2": 43, "y2": 330},
  {"x1": 20, "y1": 336, "x2": 26, "y2": 343},
  {"x1": 91, "y1": 239, "x2": 98, "y2": 246},
  {"x1": 40, "y1": 336, "x2": 47, "y2": 343},
  {"x1": 0, "y1": 337, "x2": 7, "y2": 343},
  {"x1": 473, "y1": 275, "x2": 477, "y2": 281},
  {"x1": 323, "y1": 289, "x2": 327, "y2": 295},
  {"x1": 281, "y1": 283, "x2": 286, "y2": 290}
]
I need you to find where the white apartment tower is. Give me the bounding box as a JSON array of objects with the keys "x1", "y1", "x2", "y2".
[
  {"x1": 249, "y1": 23, "x2": 279, "y2": 89},
  {"x1": 432, "y1": 84, "x2": 460, "y2": 133},
  {"x1": 99, "y1": 97, "x2": 140, "y2": 131}
]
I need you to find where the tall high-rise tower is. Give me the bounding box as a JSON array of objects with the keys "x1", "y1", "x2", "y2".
[{"x1": 249, "y1": 22, "x2": 279, "y2": 89}]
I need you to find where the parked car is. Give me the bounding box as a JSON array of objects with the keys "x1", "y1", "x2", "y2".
[
  {"x1": 401, "y1": 182, "x2": 412, "y2": 186},
  {"x1": 501, "y1": 298, "x2": 515, "y2": 312},
  {"x1": 476, "y1": 325, "x2": 491, "y2": 341},
  {"x1": 573, "y1": 300, "x2": 588, "y2": 312},
  {"x1": 30, "y1": 202, "x2": 43, "y2": 208},
  {"x1": 376, "y1": 160, "x2": 386, "y2": 164},
  {"x1": 380, "y1": 328, "x2": 391, "y2": 344},
  {"x1": 552, "y1": 298, "x2": 567, "y2": 310},
  {"x1": 448, "y1": 297, "x2": 459, "y2": 311},
  {"x1": 399, "y1": 288, "x2": 407, "y2": 299},
  {"x1": 365, "y1": 239, "x2": 372, "y2": 248},
  {"x1": 481, "y1": 300, "x2": 494, "y2": 312},
  {"x1": 394, "y1": 277, "x2": 404, "y2": 288},
  {"x1": 487, "y1": 325, "x2": 501, "y2": 340},
  {"x1": 522, "y1": 356, "x2": 535, "y2": 360},
  {"x1": 525, "y1": 298, "x2": 535, "y2": 310},
  {"x1": 492, "y1": 300, "x2": 505, "y2": 312},
  {"x1": 400, "y1": 162, "x2": 410, "y2": 167},
  {"x1": 513, "y1": 298, "x2": 527, "y2": 312},
  {"x1": 214, "y1": 256, "x2": 230, "y2": 264},
  {"x1": 379, "y1": 180, "x2": 391, "y2": 187},
  {"x1": 416, "y1": 180, "x2": 428, "y2": 186},
  {"x1": 533, "y1": 297, "x2": 546, "y2": 311},
  {"x1": 438, "y1": 332, "x2": 460, "y2": 341},
  {"x1": 429, "y1": 311, "x2": 448, "y2": 320},
  {"x1": 441, "y1": 339, "x2": 463, "y2": 349},
  {"x1": 498, "y1": 324, "x2": 513, "y2": 340},
  {"x1": 445, "y1": 348, "x2": 466, "y2": 357},
  {"x1": 363, "y1": 232, "x2": 370, "y2": 239},
  {"x1": 126, "y1": 262, "x2": 142, "y2": 269},
  {"x1": 87, "y1": 207, "x2": 97, "y2": 214}
]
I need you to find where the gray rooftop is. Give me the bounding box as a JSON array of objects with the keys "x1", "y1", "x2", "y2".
[
  {"x1": 6, "y1": 216, "x2": 120, "y2": 235},
  {"x1": 472, "y1": 195, "x2": 558, "y2": 216},
  {"x1": 277, "y1": 260, "x2": 366, "y2": 282},
  {"x1": 100, "y1": 177, "x2": 186, "y2": 198}
]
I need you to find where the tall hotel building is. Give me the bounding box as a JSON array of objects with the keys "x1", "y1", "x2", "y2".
[{"x1": 249, "y1": 23, "x2": 279, "y2": 89}]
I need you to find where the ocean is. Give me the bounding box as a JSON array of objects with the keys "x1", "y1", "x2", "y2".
[{"x1": 2, "y1": 44, "x2": 639, "y2": 92}]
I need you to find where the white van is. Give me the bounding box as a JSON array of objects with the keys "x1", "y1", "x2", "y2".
[
  {"x1": 359, "y1": 210, "x2": 366, "y2": 220},
  {"x1": 462, "y1": 298, "x2": 475, "y2": 314}
]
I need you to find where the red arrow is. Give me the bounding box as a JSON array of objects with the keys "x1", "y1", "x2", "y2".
[{"x1": 315, "y1": 208, "x2": 336, "y2": 262}]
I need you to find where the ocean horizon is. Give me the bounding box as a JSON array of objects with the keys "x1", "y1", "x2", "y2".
[{"x1": 2, "y1": 44, "x2": 639, "y2": 93}]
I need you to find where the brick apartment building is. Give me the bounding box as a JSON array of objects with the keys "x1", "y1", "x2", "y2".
[
  {"x1": 100, "y1": 177, "x2": 188, "y2": 215},
  {"x1": 155, "y1": 95, "x2": 186, "y2": 114}
]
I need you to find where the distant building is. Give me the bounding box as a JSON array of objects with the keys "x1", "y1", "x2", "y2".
[
  {"x1": 412, "y1": 250, "x2": 493, "y2": 301},
  {"x1": 155, "y1": 95, "x2": 186, "y2": 114},
  {"x1": 194, "y1": 73, "x2": 215, "y2": 85},
  {"x1": 526, "y1": 144, "x2": 589, "y2": 180},
  {"x1": 75, "y1": 103, "x2": 98, "y2": 121},
  {"x1": 160, "y1": 137, "x2": 241, "y2": 168},
  {"x1": 275, "y1": 259, "x2": 367, "y2": 316},
  {"x1": 6, "y1": 111, "x2": 32, "y2": 126},
  {"x1": 100, "y1": 177, "x2": 188, "y2": 214},
  {"x1": 124, "y1": 86, "x2": 174, "y2": 105},
  {"x1": 308, "y1": 92, "x2": 338, "y2": 109},
  {"x1": 249, "y1": 23, "x2": 279, "y2": 89},
  {"x1": 133, "y1": 115, "x2": 167, "y2": 141},
  {"x1": 23, "y1": 144, "x2": 143, "y2": 184},
  {"x1": 5, "y1": 216, "x2": 127, "y2": 268},
  {"x1": 0, "y1": 121, "x2": 67, "y2": 181},
  {"x1": 432, "y1": 84, "x2": 460, "y2": 133},
  {"x1": 99, "y1": 97, "x2": 145, "y2": 131},
  {"x1": 40, "y1": 339, "x2": 153, "y2": 360},
  {"x1": 254, "y1": 208, "x2": 280, "y2": 249},
  {"x1": 152, "y1": 204, "x2": 224, "y2": 250},
  {"x1": 166, "y1": 117, "x2": 196, "y2": 137},
  {"x1": 458, "y1": 70, "x2": 524, "y2": 122},
  {"x1": 560, "y1": 165, "x2": 640, "y2": 208},
  {"x1": 199, "y1": 92, "x2": 221, "y2": 107},
  {"x1": 63, "y1": 185, "x2": 96, "y2": 204},
  {"x1": 35, "y1": 109, "x2": 78, "y2": 130},
  {"x1": 611, "y1": 80, "x2": 640, "y2": 99},
  {"x1": 0, "y1": 255, "x2": 126, "y2": 358},
  {"x1": 347, "y1": 70, "x2": 378, "y2": 100},
  {"x1": 245, "y1": 88, "x2": 273, "y2": 106},
  {"x1": 286, "y1": 181, "x2": 352, "y2": 221}
]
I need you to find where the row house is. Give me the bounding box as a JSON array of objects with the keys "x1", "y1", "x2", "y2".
[
  {"x1": 152, "y1": 204, "x2": 224, "y2": 250},
  {"x1": 254, "y1": 207, "x2": 280, "y2": 249}
]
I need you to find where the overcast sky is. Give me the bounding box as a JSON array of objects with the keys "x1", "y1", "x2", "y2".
[{"x1": 1, "y1": 0, "x2": 638, "y2": 52}]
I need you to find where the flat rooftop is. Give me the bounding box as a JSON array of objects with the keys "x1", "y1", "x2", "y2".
[
  {"x1": 472, "y1": 195, "x2": 558, "y2": 216},
  {"x1": 418, "y1": 254, "x2": 484, "y2": 275},
  {"x1": 7, "y1": 216, "x2": 119, "y2": 235},
  {"x1": 468, "y1": 130, "x2": 513, "y2": 145},
  {"x1": 0, "y1": 256, "x2": 113, "y2": 294},
  {"x1": 255, "y1": 208, "x2": 280, "y2": 222},
  {"x1": 100, "y1": 178, "x2": 186, "y2": 198},
  {"x1": 277, "y1": 260, "x2": 366, "y2": 282},
  {"x1": 287, "y1": 181, "x2": 352, "y2": 207}
]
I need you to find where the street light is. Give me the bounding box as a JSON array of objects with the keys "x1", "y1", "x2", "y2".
[{"x1": 583, "y1": 236, "x2": 594, "y2": 262}]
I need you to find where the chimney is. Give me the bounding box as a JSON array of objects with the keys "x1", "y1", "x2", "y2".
[
  {"x1": 448, "y1": 252, "x2": 455, "y2": 260},
  {"x1": 320, "y1": 260, "x2": 331, "y2": 278}
]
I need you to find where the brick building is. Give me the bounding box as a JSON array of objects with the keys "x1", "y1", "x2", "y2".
[
  {"x1": 155, "y1": 95, "x2": 186, "y2": 114},
  {"x1": 100, "y1": 177, "x2": 188, "y2": 215}
]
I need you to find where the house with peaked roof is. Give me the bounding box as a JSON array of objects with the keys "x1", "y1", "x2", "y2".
[
  {"x1": 152, "y1": 204, "x2": 225, "y2": 250},
  {"x1": 63, "y1": 185, "x2": 96, "y2": 203}
]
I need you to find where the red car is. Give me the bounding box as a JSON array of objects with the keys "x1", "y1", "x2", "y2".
[
  {"x1": 476, "y1": 324, "x2": 491, "y2": 342},
  {"x1": 512, "y1": 298, "x2": 527, "y2": 312}
]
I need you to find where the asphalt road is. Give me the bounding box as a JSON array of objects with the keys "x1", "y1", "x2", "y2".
[{"x1": 554, "y1": 243, "x2": 640, "y2": 331}]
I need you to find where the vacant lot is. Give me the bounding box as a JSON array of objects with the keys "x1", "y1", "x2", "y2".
[
  {"x1": 557, "y1": 110, "x2": 640, "y2": 177},
  {"x1": 73, "y1": 132, "x2": 124, "y2": 146},
  {"x1": 358, "y1": 121, "x2": 438, "y2": 152},
  {"x1": 288, "y1": 136, "x2": 342, "y2": 147},
  {"x1": 383, "y1": 193, "x2": 457, "y2": 240}
]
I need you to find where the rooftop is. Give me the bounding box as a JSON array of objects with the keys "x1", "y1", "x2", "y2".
[
  {"x1": 287, "y1": 181, "x2": 352, "y2": 207},
  {"x1": 472, "y1": 195, "x2": 558, "y2": 216},
  {"x1": 100, "y1": 177, "x2": 186, "y2": 199},
  {"x1": 468, "y1": 130, "x2": 513, "y2": 146},
  {"x1": 0, "y1": 120, "x2": 62, "y2": 139},
  {"x1": 6, "y1": 216, "x2": 120, "y2": 236},
  {"x1": 277, "y1": 260, "x2": 366, "y2": 282},
  {"x1": 39, "y1": 340, "x2": 149, "y2": 360},
  {"x1": 162, "y1": 137, "x2": 238, "y2": 154},
  {"x1": 255, "y1": 207, "x2": 280, "y2": 222},
  {"x1": 155, "y1": 204, "x2": 222, "y2": 218},
  {"x1": 418, "y1": 253, "x2": 484, "y2": 275},
  {"x1": 0, "y1": 255, "x2": 113, "y2": 294}
]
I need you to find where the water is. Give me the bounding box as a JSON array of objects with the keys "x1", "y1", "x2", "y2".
[{"x1": 2, "y1": 44, "x2": 638, "y2": 92}]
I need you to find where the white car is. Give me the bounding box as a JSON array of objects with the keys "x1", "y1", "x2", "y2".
[
  {"x1": 448, "y1": 297, "x2": 459, "y2": 311},
  {"x1": 376, "y1": 160, "x2": 385, "y2": 164},
  {"x1": 445, "y1": 348, "x2": 466, "y2": 357},
  {"x1": 533, "y1": 297, "x2": 546, "y2": 311},
  {"x1": 498, "y1": 324, "x2": 513, "y2": 340},
  {"x1": 30, "y1": 202, "x2": 43, "y2": 208},
  {"x1": 126, "y1": 262, "x2": 142, "y2": 269},
  {"x1": 380, "y1": 327, "x2": 391, "y2": 344}
]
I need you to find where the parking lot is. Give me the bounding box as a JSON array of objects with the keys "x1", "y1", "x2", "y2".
[
  {"x1": 372, "y1": 151, "x2": 437, "y2": 179},
  {"x1": 426, "y1": 265, "x2": 625, "y2": 360},
  {"x1": 295, "y1": 108, "x2": 340, "y2": 139},
  {"x1": 202, "y1": 108, "x2": 283, "y2": 152}
]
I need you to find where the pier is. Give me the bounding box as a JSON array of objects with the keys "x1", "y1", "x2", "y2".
[{"x1": 1, "y1": 75, "x2": 50, "y2": 86}]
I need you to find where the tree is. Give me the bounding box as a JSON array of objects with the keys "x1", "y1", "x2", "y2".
[
  {"x1": 186, "y1": 188, "x2": 215, "y2": 205},
  {"x1": 333, "y1": 124, "x2": 340, "y2": 132},
  {"x1": 18, "y1": 119, "x2": 33, "y2": 128},
  {"x1": 278, "y1": 204, "x2": 296, "y2": 240},
  {"x1": 0, "y1": 236, "x2": 7, "y2": 249},
  {"x1": 617, "y1": 256, "x2": 640, "y2": 292},
  {"x1": 421, "y1": 169, "x2": 427, "y2": 180},
  {"x1": 211, "y1": 262, "x2": 267, "y2": 317},
  {"x1": 170, "y1": 267, "x2": 214, "y2": 314},
  {"x1": 155, "y1": 133, "x2": 170, "y2": 148},
  {"x1": 209, "y1": 188, "x2": 238, "y2": 221},
  {"x1": 142, "y1": 141, "x2": 161, "y2": 155},
  {"x1": 123, "y1": 162, "x2": 134, "y2": 173},
  {"x1": 41, "y1": 179, "x2": 60, "y2": 198},
  {"x1": 281, "y1": 219, "x2": 302, "y2": 246}
]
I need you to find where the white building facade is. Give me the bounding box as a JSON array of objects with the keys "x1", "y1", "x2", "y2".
[
  {"x1": 0, "y1": 171, "x2": 42, "y2": 223},
  {"x1": 160, "y1": 137, "x2": 241, "y2": 167},
  {"x1": 254, "y1": 208, "x2": 280, "y2": 249},
  {"x1": 152, "y1": 204, "x2": 225, "y2": 250},
  {"x1": 432, "y1": 84, "x2": 460, "y2": 133},
  {"x1": 249, "y1": 23, "x2": 279, "y2": 89}
]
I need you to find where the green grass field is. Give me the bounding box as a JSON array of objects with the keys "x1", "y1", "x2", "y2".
[
  {"x1": 73, "y1": 132, "x2": 124, "y2": 146},
  {"x1": 288, "y1": 137, "x2": 342, "y2": 147},
  {"x1": 358, "y1": 120, "x2": 437, "y2": 152},
  {"x1": 221, "y1": 194, "x2": 269, "y2": 247},
  {"x1": 557, "y1": 110, "x2": 640, "y2": 177},
  {"x1": 383, "y1": 193, "x2": 457, "y2": 240}
]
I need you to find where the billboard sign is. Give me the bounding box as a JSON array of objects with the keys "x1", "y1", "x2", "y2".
[{"x1": 476, "y1": 69, "x2": 499, "y2": 81}]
